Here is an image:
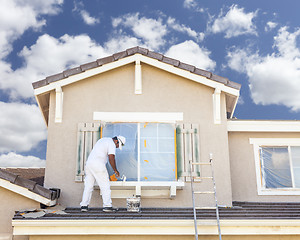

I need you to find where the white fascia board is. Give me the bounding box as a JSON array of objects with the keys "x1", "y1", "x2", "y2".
[
  {"x1": 34, "y1": 54, "x2": 239, "y2": 97},
  {"x1": 13, "y1": 219, "x2": 300, "y2": 236},
  {"x1": 93, "y1": 112, "x2": 183, "y2": 123},
  {"x1": 0, "y1": 178, "x2": 56, "y2": 206},
  {"x1": 228, "y1": 120, "x2": 300, "y2": 132},
  {"x1": 137, "y1": 54, "x2": 240, "y2": 97},
  {"x1": 34, "y1": 55, "x2": 138, "y2": 96}
]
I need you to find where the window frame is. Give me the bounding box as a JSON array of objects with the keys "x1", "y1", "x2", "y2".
[
  {"x1": 250, "y1": 138, "x2": 300, "y2": 195},
  {"x1": 93, "y1": 112, "x2": 185, "y2": 198},
  {"x1": 102, "y1": 122, "x2": 177, "y2": 182}
]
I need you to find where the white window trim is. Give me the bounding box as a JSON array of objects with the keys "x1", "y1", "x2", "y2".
[
  {"x1": 95, "y1": 117, "x2": 185, "y2": 198},
  {"x1": 93, "y1": 112, "x2": 183, "y2": 123},
  {"x1": 250, "y1": 138, "x2": 300, "y2": 195}
]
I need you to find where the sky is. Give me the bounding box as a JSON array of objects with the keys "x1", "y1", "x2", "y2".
[{"x1": 1, "y1": 0, "x2": 300, "y2": 167}]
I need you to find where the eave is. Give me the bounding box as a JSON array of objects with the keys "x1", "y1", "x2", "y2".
[
  {"x1": 33, "y1": 46, "x2": 240, "y2": 126},
  {"x1": 13, "y1": 219, "x2": 300, "y2": 236}
]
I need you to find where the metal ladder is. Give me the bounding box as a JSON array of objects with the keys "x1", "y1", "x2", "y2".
[{"x1": 189, "y1": 154, "x2": 222, "y2": 240}]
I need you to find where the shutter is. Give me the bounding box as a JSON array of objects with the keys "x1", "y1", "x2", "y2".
[
  {"x1": 75, "y1": 122, "x2": 101, "y2": 182},
  {"x1": 176, "y1": 123, "x2": 200, "y2": 181}
]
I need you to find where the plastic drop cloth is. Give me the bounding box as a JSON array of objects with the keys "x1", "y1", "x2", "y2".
[
  {"x1": 102, "y1": 122, "x2": 176, "y2": 181},
  {"x1": 260, "y1": 147, "x2": 294, "y2": 188},
  {"x1": 102, "y1": 123, "x2": 138, "y2": 181},
  {"x1": 140, "y1": 123, "x2": 176, "y2": 181}
]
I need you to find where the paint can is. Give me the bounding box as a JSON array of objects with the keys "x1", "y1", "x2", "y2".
[{"x1": 126, "y1": 197, "x2": 141, "y2": 212}]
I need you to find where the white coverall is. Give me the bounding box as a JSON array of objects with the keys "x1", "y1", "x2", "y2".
[{"x1": 80, "y1": 137, "x2": 116, "y2": 207}]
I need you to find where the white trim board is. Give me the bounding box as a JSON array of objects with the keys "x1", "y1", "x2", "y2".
[
  {"x1": 13, "y1": 219, "x2": 300, "y2": 236},
  {"x1": 0, "y1": 178, "x2": 56, "y2": 206},
  {"x1": 93, "y1": 112, "x2": 183, "y2": 123},
  {"x1": 250, "y1": 138, "x2": 300, "y2": 196},
  {"x1": 228, "y1": 120, "x2": 300, "y2": 132},
  {"x1": 34, "y1": 54, "x2": 239, "y2": 97}
]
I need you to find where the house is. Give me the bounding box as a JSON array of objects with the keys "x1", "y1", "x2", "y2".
[{"x1": 1, "y1": 46, "x2": 300, "y2": 239}]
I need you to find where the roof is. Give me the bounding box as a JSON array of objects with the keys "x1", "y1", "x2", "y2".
[
  {"x1": 12, "y1": 202, "x2": 300, "y2": 236},
  {"x1": 0, "y1": 168, "x2": 59, "y2": 206},
  {"x1": 2, "y1": 168, "x2": 45, "y2": 186},
  {"x1": 13, "y1": 201, "x2": 300, "y2": 220},
  {"x1": 32, "y1": 46, "x2": 241, "y2": 125},
  {"x1": 32, "y1": 46, "x2": 241, "y2": 91}
]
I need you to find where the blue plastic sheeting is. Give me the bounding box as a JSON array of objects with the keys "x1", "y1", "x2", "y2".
[
  {"x1": 102, "y1": 123, "x2": 138, "y2": 181},
  {"x1": 102, "y1": 122, "x2": 176, "y2": 181},
  {"x1": 260, "y1": 147, "x2": 292, "y2": 188},
  {"x1": 140, "y1": 123, "x2": 176, "y2": 181}
]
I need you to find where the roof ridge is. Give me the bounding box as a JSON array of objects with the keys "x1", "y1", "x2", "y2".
[{"x1": 32, "y1": 46, "x2": 241, "y2": 90}]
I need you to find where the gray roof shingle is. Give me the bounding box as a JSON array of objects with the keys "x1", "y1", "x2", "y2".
[
  {"x1": 0, "y1": 168, "x2": 58, "y2": 200},
  {"x1": 32, "y1": 46, "x2": 241, "y2": 91},
  {"x1": 13, "y1": 202, "x2": 300, "y2": 220}
]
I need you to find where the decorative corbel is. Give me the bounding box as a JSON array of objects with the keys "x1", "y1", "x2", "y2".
[
  {"x1": 135, "y1": 59, "x2": 142, "y2": 94},
  {"x1": 213, "y1": 87, "x2": 221, "y2": 124},
  {"x1": 55, "y1": 86, "x2": 63, "y2": 123}
]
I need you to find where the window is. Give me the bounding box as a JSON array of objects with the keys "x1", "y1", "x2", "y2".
[
  {"x1": 250, "y1": 138, "x2": 300, "y2": 195},
  {"x1": 102, "y1": 122, "x2": 176, "y2": 181}
]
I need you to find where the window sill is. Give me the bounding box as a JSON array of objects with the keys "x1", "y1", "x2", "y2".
[
  {"x1": 96, "y1": 181, "x2": 185, "y2": 198},
  {"x1": 258, "y1": 188, "x2": 300, "y2": 196}
]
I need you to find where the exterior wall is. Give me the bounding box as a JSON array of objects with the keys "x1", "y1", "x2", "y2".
[
  {"x1": 0, "y1": 187, "x2": 39, "y2": 240},
  {"x1": 228, "y1": 131, "x2": 300, "y2": 202},
  {"x1": 29, "y1": 235, "x2": 300, "y2": 240},
  {"x1": 44, "y1": 63, "x2": 232, "y2": 208}
]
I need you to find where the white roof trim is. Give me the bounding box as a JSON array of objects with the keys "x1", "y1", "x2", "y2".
[
  {"x1": 34, "y1": 54, "x2": 239, "y2": 97},
  {"x1": 0, "y1": 178, "x2": 56, "y2": 206},
  {"x1": 13, "y1": 219, "x2": 300, "y2": 236},
  {"x1": 228, "y1": 120, "x2": 300, "y2": 132}
]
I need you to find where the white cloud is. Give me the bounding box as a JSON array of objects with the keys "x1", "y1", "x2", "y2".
[
  {"x1": 183, "y1": 0, "x2": 197, "y2": 9},
  {"x1": 0, "y1": 34, "x2": 107, "y2": 99},
  {"x1": 165, "y1": 40, "x2": 216, "y2": 71},
  {"x1": 183, "y1": 0, "x2": 204, "y2": 12},
  {"x1": 167, "y1": 17, "x2": 204, "y2": 42},
  {"x1": 104, "y1": 34, "x2": 142, "y2": 55},
  {"x1": 0, "y1": 152, "x2": 45, "y2": 167},
  {"x1": 227, "y1": 27, "x2": 300, "y2": 111},
  {"x1": 0, "y1": 0, "x2": 63, "y2": 58},
  {"x1": 209, "y1": 4, "x2": 257, "y2": 38},
  {"x1": 80, "y1": 10, "x2": 100, "y2": 25},
  {"x1": 73, "y1": 1, "x2": 100, "y2": 25},
  {"x1": 265, "y1": 21, "x2": 278, "y2": 32},
  {"x1": 112, "y1": 13, "x2": 168, "y2": 50},
  {"x1": 0, "y1": 101, "x2": 47, "y2": 153}
]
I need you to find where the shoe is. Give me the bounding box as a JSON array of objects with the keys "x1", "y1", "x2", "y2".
[
  {"x1": 103, "y1": 207, "x2": 118, "y2": 212},
  {"x1": 81, "y1": 206, "x2": 88, "y2": 212}
]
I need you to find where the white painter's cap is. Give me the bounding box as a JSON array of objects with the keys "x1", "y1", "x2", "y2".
[{"x1": 117, "y1": 136, "x2": 126, "y2": 150}]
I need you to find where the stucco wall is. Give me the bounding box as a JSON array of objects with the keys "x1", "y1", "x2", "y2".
[
  {"x1": 229, "y1": 131, "x2": 300, "y2": 202},
  {"x1": 29, "y1": 234, "x2": 300, "y2": 240},
  {"x1": 44, "y1": 63, "x2": 232, "y2": 208},
  {"x1": 0, "y1": 187, "x2": 40, "y2": 240}
]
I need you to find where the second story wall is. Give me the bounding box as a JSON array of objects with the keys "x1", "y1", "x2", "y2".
[{"x1": 44, "y1": 63, "x2": 232, "y2": 207}]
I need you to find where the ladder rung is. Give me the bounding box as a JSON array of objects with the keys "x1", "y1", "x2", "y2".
[
  {"x1": 194, "y1": 191, "x2": 215, "y2": 194},
  {"x1": 191, "y1": 162, "x2": 211, "y2": 165},
  {"x1": 193, "y1": 176, "x2": 213, "y2": 179}
]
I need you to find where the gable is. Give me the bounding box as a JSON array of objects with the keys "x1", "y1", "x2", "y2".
[{"x1": 32, "y1": 46, "x2": 240, "y2": 125}]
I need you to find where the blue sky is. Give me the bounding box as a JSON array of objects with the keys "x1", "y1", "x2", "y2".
[{"x1": 1, "y1": 0, "x2": 300, "y2": 167}]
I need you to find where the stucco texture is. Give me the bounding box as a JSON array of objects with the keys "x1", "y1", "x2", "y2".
[
  {"x1": 29, "y1": 235, "x2": 300, "y2": 240},
  {"x1": 228, "y1": 131, "x2": 300, "y2": 202},
  {"x1": 44, "y1": 63, "x2": 232, "y2": 208},
  {"x1": 0, "y1": 187, "x2": 39, "y2": 240}
]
